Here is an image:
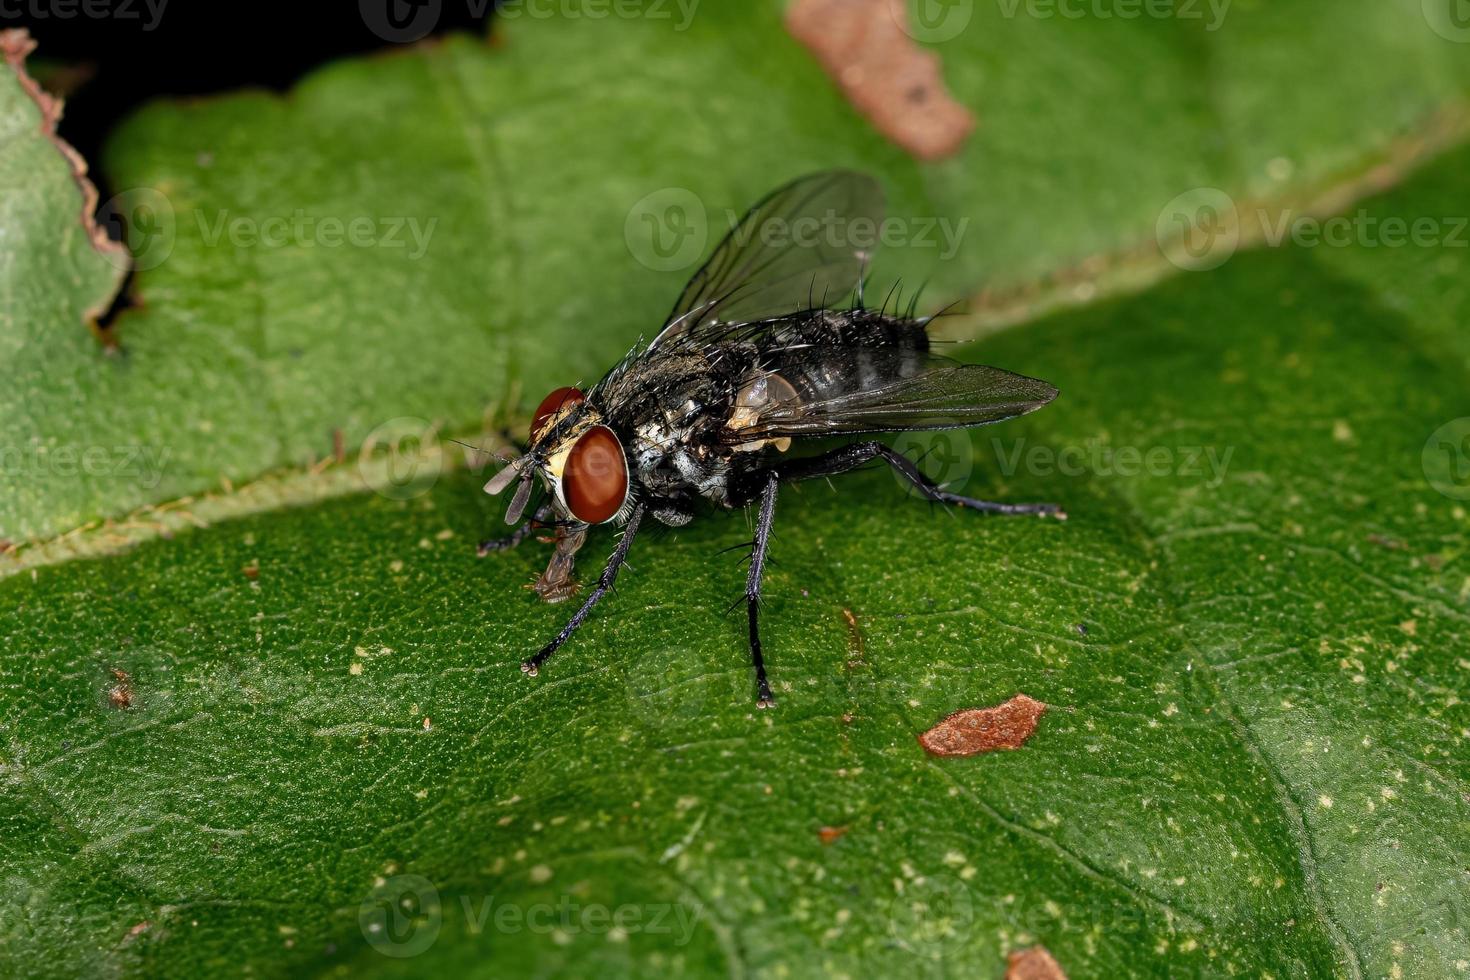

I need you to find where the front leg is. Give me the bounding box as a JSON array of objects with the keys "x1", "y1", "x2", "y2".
[
  {"x1": 521, "y1": 505, "x2": 646, "y2": 677},
  {"x1": 746, "y1": 473, "x2": 780, "y2": 708},
  {"x1": 478, "y1": 504, "x2": 554, "y2": 556}
]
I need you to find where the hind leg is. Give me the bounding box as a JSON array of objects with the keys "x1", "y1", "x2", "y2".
[{"x1": 777, "y1": 441, "x2": 1064, "y2": 517}]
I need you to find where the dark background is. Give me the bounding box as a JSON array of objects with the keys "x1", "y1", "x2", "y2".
[{"x1": 8, "y1": 2, "x2": 496, "y2": 176}]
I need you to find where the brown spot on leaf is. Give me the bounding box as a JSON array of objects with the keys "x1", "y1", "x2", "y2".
[
  {"x1": 0, "y1": 30, "x2": 129, "y2": 319},
  {"x1": 817, "y1": 825, "x2": 848, "y2": 845},
  {"x1": 107, "y1": 668, "x2": 134, "y2": 710},
  {"x1": 242, "y1": 561, "x2": 260, "y2": 580},
  {"x1": 842, "y1": 608, "x2": 866, "y2": 669},
  {"x1": 1007, "y1": 946, "x2": 1067, "y2": 980},
  {"x1": 120, "y1": 920, "x2": 152, "y2": 946},
  {"x1": 785, "y1": 0, "x2": 974, "y2": 161},
  {"x1": 917, "y1": 694, "x2": 1046, "y2": 757}
]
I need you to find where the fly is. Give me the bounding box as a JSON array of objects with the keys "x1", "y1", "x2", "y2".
[{"x1": 480, "y1": 171, "x2": 1062, "y2": 707}]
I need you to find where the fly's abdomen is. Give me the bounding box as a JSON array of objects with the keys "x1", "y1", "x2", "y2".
[{"x1": 759, "y1": 310, "x2": 930, "y2": 408}]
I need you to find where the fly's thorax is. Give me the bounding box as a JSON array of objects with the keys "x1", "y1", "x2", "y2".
[{"x1": 629, "y1": 397, "x2": 734, "y2": 506}]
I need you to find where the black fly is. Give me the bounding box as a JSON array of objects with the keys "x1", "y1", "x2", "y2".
[{"x1": 480, "y1": 171, "x2": 1061, "y2": 707}]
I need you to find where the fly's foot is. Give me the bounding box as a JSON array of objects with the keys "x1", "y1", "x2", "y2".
[
  {"x1": 939, "y1": 493, "x2": 1067, "y2": 520},
  {"x1": 756, "y1": 680, "x2": 776, "y2": 709},
  {"x1": 520, "y1": 660, "x2": 540, "y2": 677}
]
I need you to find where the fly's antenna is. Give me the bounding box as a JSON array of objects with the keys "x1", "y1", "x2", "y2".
[{"x1": 448, "y1": 437, "x2": 514, "y2": 462}]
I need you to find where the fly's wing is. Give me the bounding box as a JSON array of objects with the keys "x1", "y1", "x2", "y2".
[
  {"x1": 652, "y1": 171, "x2": 884, "y2": 347},
  {"x1": 727, "y1": 348, "x2": 1057, "y2": 440}
]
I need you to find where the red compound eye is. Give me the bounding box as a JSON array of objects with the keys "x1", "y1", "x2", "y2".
[
  {"x1": 531, "y1": 387, "x2": 584, "y2": 441},
  {"x1": 562, "y1": 425, "x2": 628, "y2": 524}
]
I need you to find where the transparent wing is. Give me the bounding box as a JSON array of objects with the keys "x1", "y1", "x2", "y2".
[
  {"x1": 728, "y1": 349, "x2": 1058, "y2": 440},
  {"x1": 652, "y1": 171, "x2": 884, "y2": 347}
]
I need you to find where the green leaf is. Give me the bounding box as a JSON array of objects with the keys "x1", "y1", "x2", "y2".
[
  {"x1": 3, "y1": 5, "x2": 1470, "y2": 978},
  {"x1": 0, "y1": 31, "x2": 127, "y2": 543},
  {"x1": 4, "y1": 1, "x2": 1469, "y2": 543},
  {"x1": 6, "y1": 141, "x2": 1470, "y2": 976}
]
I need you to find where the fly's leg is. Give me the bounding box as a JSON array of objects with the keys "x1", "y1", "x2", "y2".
[
  {"x1": 479, "y1": 505, "x2": 553, "y2": 556},
  {"x1": 779, "y1": 441, "x2": 1064, "y2": 517},
  {"x1": 521, "y1": 505, "x2": 646, "y2": 677},
  {"x1": 746, "y1": 473, "x2": 780, "y2": 709}
]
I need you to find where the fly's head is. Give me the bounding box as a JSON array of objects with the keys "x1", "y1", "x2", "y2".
[{"x1": 484, "y1": 386, "x2": 633, "y2": 528}]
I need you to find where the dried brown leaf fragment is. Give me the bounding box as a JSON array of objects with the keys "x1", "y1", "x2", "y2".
[
  {"x1": 917, "y1": 693, "x2": 1046, "y2": 756},
  {"x1": 785, "y1": 0, "x2": 975, "y2": 160}
]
